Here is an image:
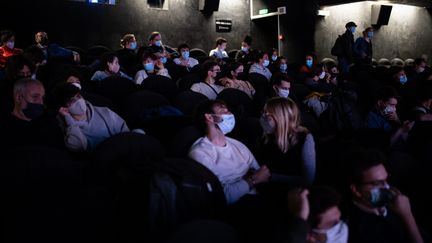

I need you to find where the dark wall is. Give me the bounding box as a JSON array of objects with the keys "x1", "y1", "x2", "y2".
[
  {"x1": 250, "y1": 0, "x2": 318, "y2": 63},
  {"x1": 0, "y1": 0, "x2": 251, "y2": 53},
  {"x1": 315, "y1": 1, "x2": 432, "y2": 63}
]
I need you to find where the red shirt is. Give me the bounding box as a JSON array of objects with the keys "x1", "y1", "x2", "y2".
[{"x1": 0, "y1": 46, "x2": 23, "y2": 68}]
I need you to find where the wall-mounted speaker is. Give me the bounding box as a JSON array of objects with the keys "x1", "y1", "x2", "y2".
[
  {"x1": 199, "y1": 0, "x2": 220, "y2": 12},
  {"x1": 371, "y1": 5, "x2": 392, "y2": 26}
]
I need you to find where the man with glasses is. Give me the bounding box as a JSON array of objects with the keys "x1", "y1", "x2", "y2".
[
  {"x1": 346, "y1": 148, "x2": 423, "y2": 243},
  {"x1": 191, "y1": 60, "x2": 225, "y2": 100}
]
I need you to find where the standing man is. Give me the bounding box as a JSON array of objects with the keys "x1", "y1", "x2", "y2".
[{"x1": 332, "y1": 22, "x2": 357, "y2": 75}]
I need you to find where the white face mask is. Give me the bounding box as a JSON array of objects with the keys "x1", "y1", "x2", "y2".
[
  {"x1": 277, "y1": 88, "x2": 289, "y2": 98},
  {"x1": 68, "y1": 98, "x2": 87, "y2": 116},
  {"x1": 263, "y1": 60, "x2": 270, "y2": 67},
  {"x1": 313, "y1": 221, "x2": 349, "y2": 243},
  {"x1": 71, "y1": 82, "x2": 82, "y2": 90},
  {"x1": 382, "y1": 105, "x2": 396, "y2": 115},
  {"x1": 319, "y1": 71, "x2": 326, "y2": 79},
  {"x1": 417, "y1": 67, "x2": 425, "y2": 73},
  {"x1": 216, "y1": 114, "x2": 235, "y2": 134},
  {"x1": 6, "y1": 41, "x2": 15, "y2": 49}
]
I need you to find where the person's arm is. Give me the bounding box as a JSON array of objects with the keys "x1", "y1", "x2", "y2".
[
  {"x1": 156, "y1": 67, "x2": 171, "y2": 78},
  {"x1": 120, "y1": 71, "x2": 132, "y2": 80},
  {"x1": 133, "y1": 70, "x2": 147, "y2": 85},
  {"x1": 390, "y1": 120, "x2": 414, "y2": 147},
  {"x1": 301, "y1": 133, "x2": 316, "y2": 185},
  {"x1": 58, "y1": 108, "x2": 88, "y2": 152},
  {"x1": 389, "y1": 189, "x2": 424, "y2": 243},
  {"x1": 105, "y1": 108, "x2": 130, "y2": 134}
]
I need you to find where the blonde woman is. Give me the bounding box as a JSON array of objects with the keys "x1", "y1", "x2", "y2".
[{"x1": 258, "y1": 97, "x2": 316, "y2": 185}]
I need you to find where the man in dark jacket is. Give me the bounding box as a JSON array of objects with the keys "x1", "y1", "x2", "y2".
[{"x1": 333, "y1": 22, "x2": 357, "y2": 75}]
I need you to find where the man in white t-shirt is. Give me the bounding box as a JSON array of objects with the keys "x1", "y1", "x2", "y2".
[
  {"x1": 188, "y1": 100, "x2": 270, "y2": 204},
  {"x1": 190, "y1": 61, "x2": 225, "y2": 100}
]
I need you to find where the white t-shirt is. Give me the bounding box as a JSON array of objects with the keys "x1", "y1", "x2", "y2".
[
  {"x1": 190, "y1": 82, "x2": 224, "y2": 100},
  {"x1": 188, "y1": 136, "x2": 260, "y2": 204}
]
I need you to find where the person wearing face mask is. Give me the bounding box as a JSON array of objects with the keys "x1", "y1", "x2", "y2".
[
  {"x1": 270, "y1": 73, "x2": 293, "y2": 100},
  {"x1": 406, "y1": 58, "x2": 430, "y2": 85},
  {"x1": 190, "y1": 61, "x2": 225, "y2": 100},
  {"x1": 91, "y1": 52, "x2": 132, "y2": 81},
  {"x1": 55, "y1": 83, "x2": 130, "y2": 152},
  {"x1": 115, "y1": 33, "x2": 139, "y2": 77},
  {"x1": 257, "y1": 97, "x2": 315, "y2": 185},
  {"x1": 173, "y1": 43, "x2": 199, "y2": 69},
  {"x1": 299, "y1": 53, "x2": 317, "y2": 76},
  {"x1": 268, "y1": 48, "x2": 279, "y2": 71},
  {"x1": 249, "y1": 50, "x2": 272, "y2": 80},
  {"x1": 147, "y1": 31, "x2": 176, "y2": 57},
  {"x1": 0, "y1": 30, "x2": 23, "y2": 70},
  {"x1": 209, "y1": 37, "x2": 229, "y2": 59},
  {"x1": 0, "y1": 78, "x2": 64, "y2": 149},
  {"x1": 235, "y1": 35, "x2": 253, "y2": 65},
  {"x1": 305, "y1": 186, "x2": 348, "y2": 243},
  {"x1": 219, "y1": 62, "x2": 255, "y2": 99},
  {"x1": 188, "y1": 99, "x2": 271, "y2": 204},
  {"x1": 366, "y1": 86, "x2": 414, "y2": 147},
  {"x1": 133, "y1": 51, "x2": 170, "y2": 85},
  {"x1": 346, "y1": 148, "x2": 424, "y2": 243},
  {"x1": 353, "y1": 27, "x2": 374, "y2": 65},
  {"x1": 331, "y1": 22, "x2": 357, "y2": 75}
]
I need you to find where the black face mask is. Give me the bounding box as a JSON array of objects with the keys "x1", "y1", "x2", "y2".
[
  {"x1": 40, "y1": 37, "x2": 49, "y2": 46},
  {"x1": 22, "y1": 102, "x2": 45, "y2": 120}
]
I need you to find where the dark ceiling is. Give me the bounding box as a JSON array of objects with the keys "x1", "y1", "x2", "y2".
[{"x1": 318, "y1": 0, "x2": 432, "y2": 8}]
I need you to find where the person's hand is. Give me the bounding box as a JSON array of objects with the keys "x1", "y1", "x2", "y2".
[
  {"x1": 73, "y1": 52, "x2": 80, "y2": 64},
  {"x1": 180, "y1": 59, "x2": 189, "y2": 67},
  {"x1": 401, "y1": 120, "x2": 415, "y2": 133},
  {"x1": 287, "y1": 188, "x2": 309, "y2": 220},
  {"x1": 252, "y1": 165, "x2": 271, "y2": 184},
  {"x1": 388, "y1": 187, "x2": 413, "y2": 219},
  {"x1": 59, "y1": 107, "x2": 70, "y2": 117},
  {"x1": 156, "y1": 60, "x2": 164, "y2": 69},
  {"x1": 386, "y1": 111, "x2": 400, "y2": 123}
]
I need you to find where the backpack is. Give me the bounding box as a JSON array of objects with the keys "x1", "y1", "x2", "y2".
[{"x1": 331, "y1": 35, "x2": 343, "y2": 57}]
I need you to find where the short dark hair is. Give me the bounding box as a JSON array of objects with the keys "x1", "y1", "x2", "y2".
[
  {"x1": 24, "y1": 45, "x2": 46, "y2": 65},
  {"x1": 200, "y1": 60, "x2": 218, "y2": 79},
  {"x1": 345, "y1": 22, "x2": 357, "y2": 28},
  {"x1": 0, "y1": 30, "x2": 15, "y2": 45},
  {"x1": 53, "y1": 82, "x2": 81, "y2": 108},
  {"x1": 271, "y1": 72, "x2": 292, "y2": 86},
  {"x1": 375, "y1": 85, "x2": 399, "y2": 103},
  {"x1": 346, "y1": 148, "x2": 387, "y2": 185},
  {"x1": 141, "y1": 50, "x2": 157, "y2": 62},
  {"x1": 178, "y1": 43, "x2": 190, "y2": 51},
  {"x1": 194, "y1": 99, "x2": 227, "y2": 134},
  {"x1": 100, "y1": 52, "x2": 118, "y2": 71},
  {"x1": 414, "y1": 58, "x2": 426, "y2": 66},
  {"x1": 253, "y1": 50, "x2": 266, "y2": 63},
  {"x1": 5, "y1": 54, "x2": 35, "y2": 81},
  {"x1": 215, "y1": 37, "x2": 227, "y2": 47},
  {"x1": 243, "y1": 35, "x2": 252, "y2": 46},
  {"x1": 226, "y1": 62, "x2": 243, "y2": 79},
  {"x1": 308, "y1": 186, "x2": 342, "y2": 228}
]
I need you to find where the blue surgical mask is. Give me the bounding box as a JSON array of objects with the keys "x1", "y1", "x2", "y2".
[
  {"x1": 130, "y1": 42, "x2": 137, "y2": 50},
  {"x1": 241, "y1": 46, "x2": 249, "y2": 52},
  {"x1": 144, "y1": 62, "x2": 155, "y2": 71},
  {"x1": 271, "y1": 55, "x2": 278, "y2": 61},
  {"x1": 155, "y1": 40, "x2": 162, "y2": 47},
  {"x1": 399, "y1": 75, "x2": 408, "y2": 84},
  {"x1": 182, "y1": 51, "x2": 190, "y2": 59},
  {"x1": 367, "y1": 31, "x2": 374, "y2": 38},
  {"x1": 280, "y1": 64, "x2": 287, "y2": 72},
  {"x1": 217, "y1": 114, "x2": 236, "y2": 134},
  {"x1": 350, "y1": 27, "x2": 356, "y2": 33},
  {"x1": 160, "y1": 57, "x2": 167, "y2": 64},
  {"x1": 278, "y1": 88, "x2": 290, "y2": 98},
  {"x1": 306, "y1": 60, "x2": 313, "y2": 68},
  {"x1": 263, "y1": 60, "x2": 270, "y2": 67}
]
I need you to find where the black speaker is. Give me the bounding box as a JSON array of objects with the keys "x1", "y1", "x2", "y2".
[
  {"x1": 199, "y1": 0, "x2": 219, "y2": 12},
  {"x1": 371, "y1": 5, "x2": 392, "y2": 26}
]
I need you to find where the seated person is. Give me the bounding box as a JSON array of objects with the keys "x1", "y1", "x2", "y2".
[
  {"x1": 307, "y1": 186, "x2": 348, "y2": 243},
  {"x1": 0, "y1": 30, "x2": 23, "y2": 69},
  {"x1": 55, "y1": 83, "x2": 130, "y2": 152},
  {"x1": 190, "y1": 60, "x2": 225, "y2": 100},
  {"x1": 0, "y1": 78, "x2": 64, "y2": 149},
  {"x1": 365, "y1": 86, "x2": 414, "y2": 147},
  {"x1": 133, "y1": 51, "x2": 170, "y2": 85},
  {"x1": 173, "y1": 43, "x2": 199, "y2": 69},
  {"x1": 411, "y1": 85, "x2": 432, "y2": 122},
  {"x1": 299, "y1": 53, "x2": 318, "y2": 75},
  {"x1": 115, "y1": 33, "x2": 138, "y2": 77},
  {"x1": 209, "y1": 37, "x2": 228, "y2": 59},
  {"x1": 249, "y1": 50, "x2": 272, "y2": 80},
  {"x1": 270, "y1": 72, "x2": 292, "y2": 99},
  {"x1": 219, "y1": 62, "x2": 255, "y2": 99},
  {"x1": 273, "y1": 56, "x2": 295, "y2": 78},
  {"x1": 258, "y1": 97, "x2": 315, "y2": 185},
  {"x1": 188, "y1": 100, "x2": 270, "y2": 204},
  {"x1": 147, "y1": 31, "x2": 176, "y2": 57},
  {"x1": 90, "y1": 52, "x2": 132, "y2": 81},
  {"x1": 34, "y1": 31, "x2": 80, "y2": 64},
  {"x1": 346, "y1": 148, "x2": 423, "y2": 243}
]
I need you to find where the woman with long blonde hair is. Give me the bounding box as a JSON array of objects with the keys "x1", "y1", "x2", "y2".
[{"x1": 258, "y1": 97, "x2": 316, "y2": 185}]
